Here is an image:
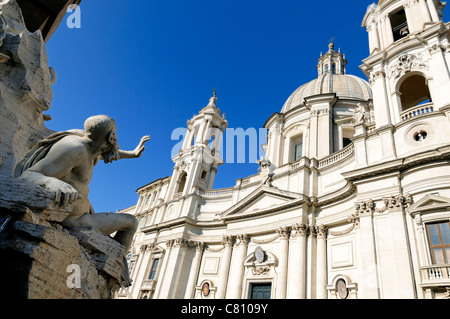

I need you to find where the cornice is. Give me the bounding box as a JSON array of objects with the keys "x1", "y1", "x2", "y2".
[{"x1": 342, "y1": 145, "x2": 450, "y2": 182}]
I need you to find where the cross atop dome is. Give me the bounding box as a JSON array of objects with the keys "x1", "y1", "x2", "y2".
[{"x1": 328, "y1": 37, "x2": 336, "y2": 51}]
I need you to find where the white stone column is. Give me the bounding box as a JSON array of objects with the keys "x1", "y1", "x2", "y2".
[
  {"x1": 276, "y1": 227, "x2": 290, "y2": 299},
  {"x1": 357, "y1": 203, "x2": 380, "y2": 299},
  {"x1": 428, "y1": 45, "x2": 450, "y2": 109},
  {"x1": 368, "y1": 21, "x2": 381, "y2": 54},
  {"x1": 387, "y1": 199, "x2": 416, "y2": 299},
  {"x1": 166, "y1": 239, "x2": 190, "y2": 299},
  {"x1": 130, "y1": 244, "x2": 153, "y2": 299},
  {"x1": 419, "y1": 0, "x2": 432, "y2": 23},
  {"x1": 379, "y1": 14, "x2": 388, "y2": 50},
  {"x1": 227, "y1": 234, "x2": 249, "y2": 299},
  {"x1": 371, "y1": 71, "x2": 392, "y2": 128},
  {"x1": 309, "y1": 112, "x2": 319, "y2": 159},
  {"x1": 216, "y1": 236, "x2": 233, "y2": 299},
  {"x1": 306, "y1": 225, "x2": 317, "y2": 299},
  {"x1": 384, "y1": 15, "x2": 395, "y2": 46},
  {"x1": 182, "y1": 127, "x2": 194, "y2": 150},
  {"x1": 427, "y1": 0, "x2": 440, "y2": 22},
  {"x1": 287, "y1": 224, "x2": 307, "y2": 299},
  {"x1": 154, "y1": 240, "x2": 174, "y2": 299},
  {"x1": 404, "y1": 3, "x2": 416, "y2": 33},
  {"x1": 268, "y1": 122, "x2": 283, "y2": 167},
  {"x1": 316, "y1": 225, "x2": 328, "y2": 299},
  {"x1": 184, "y1": 242, "x2": 204, "y2": 299}
]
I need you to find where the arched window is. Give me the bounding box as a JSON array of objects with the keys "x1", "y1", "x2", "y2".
[
  {"x1": 325, "y1": 64, "x2": 329, "y2": 74},
  {"x1": 331, "y1": 63, "x2": 336, "y2": 74},
  {"x1": 145, "y1": 194, "x2": 152, "y2": 205},
  {"x1": 399, "y1": 74, "x2": 431, "y2": 111},
  {"x1": 209, "y1": 135, "x2": 215, "y2": 148},
  {"x1": 390, "y1": 8, "x2": 409, "y2": 42},
  {"x1": 177, "y1": 172, "x2": 187, "y2": 194}
]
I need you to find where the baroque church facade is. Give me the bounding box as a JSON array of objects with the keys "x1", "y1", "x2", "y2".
[{"x1": 117, "y1": 0, "x2": 450, "y2": 299}]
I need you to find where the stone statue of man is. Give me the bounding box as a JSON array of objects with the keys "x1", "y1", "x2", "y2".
[
  {"x1": 16, "y1": 115, "x2": 150, "y2": 287},
  {"x1": 354, "y1": 103, "x2": 368, "y2": 125}
]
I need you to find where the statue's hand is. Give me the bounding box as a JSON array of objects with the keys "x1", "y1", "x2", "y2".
[
  {"x1": 46, "y1": 178, "x2": 83, "y2": 207},
  {"x1": 20, "y1": 171, "x2": 83, "y2": 208},
  {"x1": 133, "y1": 135, "x2": 151, "y2": 158}
]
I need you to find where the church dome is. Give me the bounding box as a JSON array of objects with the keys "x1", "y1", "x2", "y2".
[
  {"x1": 281, "y1": 73, "x2": 373, "y2": 113},
  {"x1": 281, "y1": 44, "x2": 373, "y2": 113}
]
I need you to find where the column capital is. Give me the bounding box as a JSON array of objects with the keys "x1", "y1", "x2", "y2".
[
  {"x1": 194, "y1": 241, "x2": 205, "y2": 251},
  {"x1": 355, "y1": 200, "x2": 375, "y2": 217},
  {"x1": 277, "y1": 226, "x2": 291, "y2": 240},
  {"x1": 291, "y1": 223, "x2": 308, "y2": 238},
  {"x1": 316, "y1": 225, "x2": 328, "y2": 239},
  {"x1": 222, "y1": 235, "x2": 234, "y2": 247},
  {"x1": 235, "y1": 234, "x2": 250, "y2": 246},
  {"x1": 166, "y1": 239, "x2": 175, "y2": 248},
  {"x1": 173, "y1": 238, "x2": 190, "y2": 248},
  {"x1": 369, "y1": 70, "x2": 386, "y2": 84},
  {"x1": 308, "y1": 224, "x2": 317, "y2": 238}
]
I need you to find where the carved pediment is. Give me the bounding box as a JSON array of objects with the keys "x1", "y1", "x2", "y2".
[
  {"x1": 220, "y1": 186, "x2": 305, "y2": 220},
  {"x1": 408, "y1": 194, "x2": 450, "y2": 215}
]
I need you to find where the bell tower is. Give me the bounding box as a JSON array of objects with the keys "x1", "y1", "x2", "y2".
[
  {"x1": 358, "y1": 0, "x2": 450, "y2": 164},
  {"x1": 165, "y1": 93, "x2": 227, "y2": 217},
  {"x1": 362, "y1": 0, "x2": 450, "y2": 127}
]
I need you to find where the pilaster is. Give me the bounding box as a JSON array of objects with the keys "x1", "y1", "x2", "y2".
[
  {"x1": 227, "y1": 234, "x2": 249, "y2": 299},
  {"x1": 287, "y1": 223, "x2": 308, "y2": 299},
  {"x1": 316, "y1": 225, "x2": 328, "y2": 299},
  {"x1": 184, "y1": 241, "x2": 204, "y2": 299},
  {"x1": 216, "y1": 236, "x2": 234, "y2": 299},
  {"x1": 355, "y1": 200, "x2": 380, "y2": 299},
  {"x1": 276, "y1": 227, "x2": 290, "y2": 299}
]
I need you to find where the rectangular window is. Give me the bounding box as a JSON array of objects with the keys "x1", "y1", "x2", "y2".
[
  {"x1": 426, "y1": 222, "x2": 450, "y2": 264},
  {"x1": 294, "y1": 142, "x2": 303, "y2": 161},
  {"x1": 148, "y1": 258, "x2": 160, "y2": 280},
  {"x1": 390, "y1": 9, "x2": 409, "y2": 42},
  {"x1": 250, "y1": 283, "x2": 272, "y2": 299}
]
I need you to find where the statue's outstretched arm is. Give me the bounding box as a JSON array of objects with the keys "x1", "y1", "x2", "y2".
[{"x1": 118, "y1": 135, "x2": 150, "y2": 159}]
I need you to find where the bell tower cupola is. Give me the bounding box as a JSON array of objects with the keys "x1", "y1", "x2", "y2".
[
  {"x1": 166, "y1": 92, "x2": 227, "y2": 211},
  {"x1": 317, "y1": 40, "x2": 348, "y2": 76}
]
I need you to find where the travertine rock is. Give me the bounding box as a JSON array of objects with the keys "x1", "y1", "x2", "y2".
[
  {"x1": 0, "y1": 0, "x2": 54, "y2": 178},
  {"x1": 0, "y1": 206, "x2": 125, "y2": 299}
]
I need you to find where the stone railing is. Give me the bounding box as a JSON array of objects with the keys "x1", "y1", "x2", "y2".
[
  {"x1": 318, "y1": 143, "x2": 355, "y2": 169},
  {"x1": 420, "y1": 265, "x2": 450, "y2": 283},
  {"x1": 400, "y1": 102, "x2": 434, "y2": 121},
  {"x1": 199, "y1": 187, "x2": 234, "y2": 197}
]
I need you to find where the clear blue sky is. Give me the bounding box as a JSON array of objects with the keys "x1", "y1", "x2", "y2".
[{"x1": 44, "y1": 0, "x2": 445, "y2": 213}]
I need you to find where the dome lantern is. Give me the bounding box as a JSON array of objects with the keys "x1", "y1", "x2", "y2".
[{"x1": 282, "y1": 45, "x2": 372, "y2": 113}]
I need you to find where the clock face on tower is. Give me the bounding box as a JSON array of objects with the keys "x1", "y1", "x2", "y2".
[{"x1": 336, "y1": 279, "x2": 348, "y2": 299}]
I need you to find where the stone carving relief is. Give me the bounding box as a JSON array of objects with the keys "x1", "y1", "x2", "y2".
[
  {"x1": 355, "y1": 195, "x2": 413, "y2": 216},
  {"x1": 388, "y1": 54, "x2": 429, "y2": 80},
  {"x1": 251, "y1": 266, "x2": 270, "y2": 276}
]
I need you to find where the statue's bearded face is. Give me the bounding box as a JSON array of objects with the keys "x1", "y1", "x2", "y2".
[{"x1": 102, "y1": 130, "x2": 120, "y2": 164}]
